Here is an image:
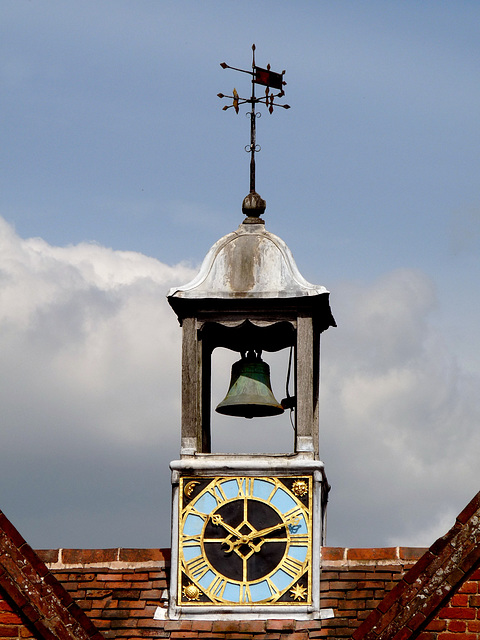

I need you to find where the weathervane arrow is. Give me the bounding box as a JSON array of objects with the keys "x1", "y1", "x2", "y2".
[{"x1": 218, "y1": 44, "x2": 290, "y2": 197}]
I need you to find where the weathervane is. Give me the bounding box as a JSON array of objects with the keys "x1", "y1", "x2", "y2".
[{"x1": 218, "y1": 44, "x2": 290, "y2": 199}]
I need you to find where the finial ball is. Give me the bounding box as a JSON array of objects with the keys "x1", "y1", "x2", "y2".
[{"x1": 242, "y1": 191, "x2": 266, "y2": 224}]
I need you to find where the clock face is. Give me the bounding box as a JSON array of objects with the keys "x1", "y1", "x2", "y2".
[{"x1": 178, "y1": 476, "x2": 312, "y2": 606}]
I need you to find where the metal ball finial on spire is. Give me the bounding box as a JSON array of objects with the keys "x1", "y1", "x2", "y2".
[{"x1": 218, "y1": 44, "x2": 290, "y2": 224}]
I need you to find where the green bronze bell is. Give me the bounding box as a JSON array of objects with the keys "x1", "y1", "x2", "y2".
[{"x1": 215, "y1": 351, "x2": 284, "y2": 419}]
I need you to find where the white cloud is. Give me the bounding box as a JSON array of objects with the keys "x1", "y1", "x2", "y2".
[
  {"x1": 321, "y1": 269, "x2": 480, "y2": 546},
  {"x1": 0, "y1": 217, "x2": 201, "y2": 448}
]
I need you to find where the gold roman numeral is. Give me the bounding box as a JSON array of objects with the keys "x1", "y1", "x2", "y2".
[
  {"x1": 266, "y1": 577, "x2": 280, "y2": 597},
  {"x1": 182, "y1": 533, "x2": 201, "y2": 541},
  {"x1": 186, "y1": 508, "x2": 208, "y2": 520},
  {"x1": 281, "y1": 555, "x2": 305, "y2": 578},
  {"x1": 213, "y1": 482, "x2": 228, "y2": 503},
  {"x1": 235, "y1": 477, "x2": 254, "y2": 498},
  {"x1": 209, "y1": 575, "x2": 228, "y2": 599},
  {"x1": 239, "y1": 582, "x2": 252, "y2": 604},
  {"x1": 289, "y1": 534, "x2": 309, "y2": 545},
  {"x1": 186, "y1": 556, "x2": 210, "y2": 581}
]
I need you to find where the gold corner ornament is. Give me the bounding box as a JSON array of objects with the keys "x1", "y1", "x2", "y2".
[
  {"x1": 184, "y1": 481, "x2": 199, "y2": 498},
  {"x1": 178, "y1": 475, "x2": 312, "y2": 607},
  {"x1": 290, "y1": 583, "x2": 307, "y2": 601},
  {"x1": 292, "y1": 480, "x2": 308, "y2": 498},
  {"x1": 183, "y1": 583, "x2": 201, "y2": 601}
]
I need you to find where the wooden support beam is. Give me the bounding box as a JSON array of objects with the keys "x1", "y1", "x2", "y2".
[
  {"x1": 181, "y1": 317, "x2": 201, "y2": 454},
  {"x1": 296, "y1": 315, "x2": 314, "y2": 453}
]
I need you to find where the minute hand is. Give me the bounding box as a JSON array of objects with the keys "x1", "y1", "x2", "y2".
[{"x1": 246, "y1": 514, "x2": 301, "y2": 541}]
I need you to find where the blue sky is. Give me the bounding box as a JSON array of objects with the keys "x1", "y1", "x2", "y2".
[{"x1": 1, "y1": 1, "x2": 479, "y2": 550}]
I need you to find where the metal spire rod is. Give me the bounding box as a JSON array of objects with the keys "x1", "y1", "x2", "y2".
[
  {"x1": 249, "y1": 46, "x2": 258, "y2": 193},
  {"x1": 218, "y1": 44, "x2": 290, "y2": 195}
]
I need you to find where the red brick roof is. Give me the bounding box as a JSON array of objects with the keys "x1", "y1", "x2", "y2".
[
  {"x1": 353, "y1": 491, "x2": 480, "y2": 640},
  {"x1": 0, "y1": 509, "x2": 102, "y2": 640}
]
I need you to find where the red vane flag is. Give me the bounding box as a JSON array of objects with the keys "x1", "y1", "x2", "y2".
[{"x1": 254, "y1": 66, "x2": 283, "y2": 90}]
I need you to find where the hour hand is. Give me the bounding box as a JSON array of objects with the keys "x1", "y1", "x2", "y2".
[
  {"x1": 210, "y1": 514, "x2": 242, "y2": 540},
  {"x1": 210, "y1": 514, "x2": 245, "y2": 554},
  {"x1": 221, "y1": 538, "x2": 236, "y2": 553}
]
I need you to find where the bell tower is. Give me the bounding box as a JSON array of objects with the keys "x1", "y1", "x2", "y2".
[{"x1": 166, "y1": 46, "x2": 335, "y2": 620}]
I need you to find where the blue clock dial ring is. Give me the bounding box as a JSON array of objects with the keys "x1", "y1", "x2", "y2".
[{"x1": 179, "y1": 476, "x2": 311, "y2": 605}]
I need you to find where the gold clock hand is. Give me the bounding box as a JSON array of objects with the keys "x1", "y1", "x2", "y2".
[
  {"x1": 210, "y1": 514, "x2": 246, "y2": 542},
  {"x1": 244, "y1": 516, "x2": 301, "y2": 553},
  {"x1": 210, "y1": 514, "x2": 253, "y2": 554},
  {"x1": 246, "y1": 514, "x2": 301, "y2": 542},
  {"x1": 220, "y1": 538, "x2": 236, "y2": 553}
]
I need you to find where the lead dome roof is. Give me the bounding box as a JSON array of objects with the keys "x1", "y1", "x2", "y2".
[{"x1": 168, "y1": 222, "x2": 329, "y2": 301}]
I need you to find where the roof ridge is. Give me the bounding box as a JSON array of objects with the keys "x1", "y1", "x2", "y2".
[
  {"x1": 352, "y1": 491, "x2": 480, "y2": 639},
  {"x1": 0, "y1": 509, "x2": 103, "y2": 640}
]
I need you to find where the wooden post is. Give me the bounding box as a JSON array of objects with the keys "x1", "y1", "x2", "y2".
[
  {"x1": 201, "y1": 340, "x2": 212, "y2": 453},
  {"x1": 181, "y1": 317, "x2": 201, "y2": 454},
  {"x1": 313, "y1": 327, "x2": 320, "y2": 459},
  {"x1": 296, "y1": 314, "x2": 314, "y2": 453}
]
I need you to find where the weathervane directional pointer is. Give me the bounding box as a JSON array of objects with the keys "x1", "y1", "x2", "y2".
[{"x1": 218, "y1": 44, "x2": 290, "y2": 201}]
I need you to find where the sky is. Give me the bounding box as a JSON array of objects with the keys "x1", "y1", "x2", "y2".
[{"x1": 1, "y1": 0, "x2": 479, "y2": 551}]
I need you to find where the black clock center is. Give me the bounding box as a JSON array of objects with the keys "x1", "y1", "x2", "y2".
[{"x1": 203, "y1": 499, "x2": 288, "y2": 582}]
